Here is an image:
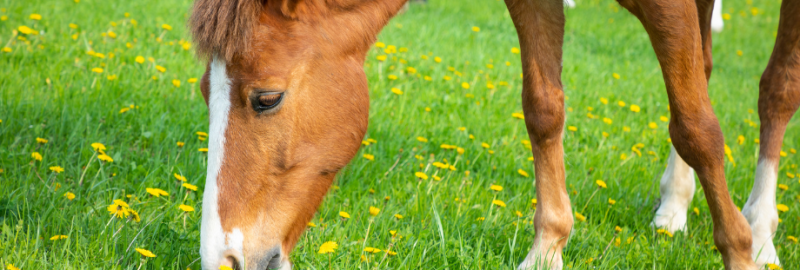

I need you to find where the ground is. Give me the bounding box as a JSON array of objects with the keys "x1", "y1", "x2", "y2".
[{"x1": 0, "y1": 0, "x2": 798, "y2": 269}]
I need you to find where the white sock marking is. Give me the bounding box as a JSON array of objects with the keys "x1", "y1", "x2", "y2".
[
  {"x1": 711, "y1": 0, "x2": 724, "y2": 32},
  {"x1": 653, "y1": 146, "x2": 695, "y2": 233},
  {"x1": 742, "y1": 159, "x2": 780, "y2": 267}
]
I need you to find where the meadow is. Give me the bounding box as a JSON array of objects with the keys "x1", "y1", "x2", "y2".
[{"x1": 0, "y1": 0, "x2": 798, "y2": 269}]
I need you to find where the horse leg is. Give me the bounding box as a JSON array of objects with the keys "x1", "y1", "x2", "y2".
[
  {"x1": 504, "y1": 0, "x2": 572, "y2": 269},
  {"x1": 741, "y1": 1, "x2": 800, "y2": 267},
  {"x1": 617, "y1": 0, "x2": 756, "y2": 268},
  {"x1": 651, "y1": 0, "x2": 715, "y2": 233},
  {"x1": 711, "y1": 0, "x2": 724, "y2": 32}
]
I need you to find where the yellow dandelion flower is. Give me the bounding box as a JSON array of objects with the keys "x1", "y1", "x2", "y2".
[
  {"x1": 220, "y1": 266, "x2": 233, "y2": 270},
  {"x1": 161, "y1": 24, "x2": 172, "y2": 31},
  {"x1": 146, "y1": 188, "x2": 169, "y2": 197},
  {"x1": 615, "y1": 226, "x2": 622, "y2": 232},
  {"x1": 174, "y1": 173, "x2": 187, "y2": 182},
  {"x1": 394, "y1": 214, "x2": 403, "y2": 219},
  {"x1": 49, "y1": 235, "x2": 68, "y2": 240},
  {"x1": 777, "y1": 204, "x2": 788, "y2": 212},
  {"x1": 177, "y1": 141, "x2": 185, "y2": 147},
  {"x1": 198, "y1": 148, "x2": 209, "y2": 152},
  {"x1": 596, "y1": 180, "x2": 607, "y2": 188},
  {"x1": 30, "y1": 13, "x2": 42, "y2": 20},
  {"x1": 307, "y1": 222, "x2": 317, "y2": 227},
  {"x1": 694, "y1": 207, "x2": 700, "y2": 215},
  {"x1": 7, "y1": 264, "x2": 19, "y2": 270},
  {"x1": 630, "y1": 104, "x2": 640, "y2": 112},
  {"x1": 107, "y1": 200, "x2": 130, "y2": 218},
  {"x1": 490, "y1": 185, "x2": 503, "y2": 191},
  {"x1": 612, "y1": 73, "x2": 620, "y2": 79},
  {"x1": 766, "y1": 263, "x2": 781, "y2": 270},
  {"x1": 179, "y1": 204, "x2": 195, "y2": 212},
  {"x1": 415, "y1": 172, "x2": 428, "y2": 180},
  {"x1": 98, "y1": 154, "x2": 113, "y2": 162},
  {"x1": 787, "y1": 236, "x2": 798, "y2": 243},
  {"x1": 416, "y1": 136, "x2": 428, "y2": 143},
  {"x1": 188, "y1": 78, "x2": 198, "y2": 83},
  {"x1": 49, "y1": 166, "x2": 64, "y2": 173},
  {"x1": 575, "y1": 212, "x2": 586, "y2": 221},
  {"x1": 172, "y1": 80, "x2": 181, "y2": 88},
  {"x1": 155, "y1": 65, "x2": 166, "y2": 73},
  {"x1": 648, "y1": 122, "x2": 658, "y2": 129},
  {"x1": 778, "y1": 184, "x2": 788, "y2": 191},
  {"x1": 2, "y1": 47, "x2": 11, "y2": 53},
  {"x1": 476, "y1": 217, "x2": 485, "y2": 221},
  {"x1": 318, "y1": 241, "x2": 338, "y2": 254},
  {"x1": 369, "y1": 206, "x2": 380, "y2": 216},
  {"x1": 64, "y1": 192, "x2": 75, "y2": 200},
  {"x1": 471, "y1": 26, "x2": 480, "y2": 32},
  {"x1": 492, "y1": 200, "x2": 506, "y2": 207},
  {"x1": 135, "y1": 248, "x2": 156, "y2": 257},
  {"x1": 92, "y1": 67, "x2": 104, "y2": 73},
  {"x1": 608, "y1": 198, "x2": 616, "y2": 205},
  {"x1": 391, "y1": 88, "x2": 403, "y2": 95},
  {"x1": 339, "y1": 211, "x2": 350, "y2": 219},
  {"x1": 567, "y1": 126, "x2": 577, "y2": 132},
  {"x1": 376, "y1": 55, "x2": 387, "y2": 61},
  {"x1": 461, "y1": 82, "x2": 470, "y2": 89},
  {"x1": 36, "y1": 137, "x2": 48, "y2": 144},
  {"x1": 512, "y1": 113, "x2": 525, "y2": 119},
  {"x1": 511, "y1": 47, "x2": 520, "y2": 54},
  {"x1": 135, "y1": 56, "x2": 145, "y2": 64},
  {"x1": 362, "y1": 154, "x2": 374, "y2": 161},
  {"x1": 32, "y1": 152, "x2": 43, "y2": 161},
  {"x1": 182, "y1": 183, "x2": 198, "y2": 191},
  {"x1": 518, "y1": 169, "x2": 529, "y2": 177}
]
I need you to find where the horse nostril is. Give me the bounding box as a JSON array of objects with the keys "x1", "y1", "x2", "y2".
[
  {"x1": 259, "y1": 245, "x2": 282, "y2": 270},
  {"x1": 266, "y1": 252, "x2": 281, "y2": 270}
]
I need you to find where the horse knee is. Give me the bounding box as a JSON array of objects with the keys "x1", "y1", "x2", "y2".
[
  {"x1": 668, "y1": 112, "x2": 725, "y2": 172},
  {"x1": 758, "y1": 66, "x2": 800, "y2": 123},
  {"x1": 522, "y1": 89, "x2": 565, "y2": 148}
]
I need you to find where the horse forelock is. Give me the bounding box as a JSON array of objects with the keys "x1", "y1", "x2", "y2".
[{"x1": 190, "y1": 0, "x2": 263, "y2": 62}]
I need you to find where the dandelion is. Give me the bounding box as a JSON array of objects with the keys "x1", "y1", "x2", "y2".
[
  {"x1": 369, "y1": 206, "x2": 380, "y2": 216},
  {"x1": 777, "y1": 204, "x2": 788, "y2": 212},
  {"x1": 339, "y1": 211, "x2": 350, "y2": 219},
  {"x1": 107, "y1": 199, "x2": 131, "y2": 218},
  {"x1": 307, "y1": 222, "x2": 317, "y2": 227},
  {"x1": 161, "y1": 24, "x2": 172, "y2": 31},
  {"x1": 179, "y1": 204, "x2": 195, "y2": 212},
  {"x1": 394, "y1": 214, "x2": 403, "y2": 219},
  {"x1": 575, "y1": 212, "x2": 586, "y2": 221},
  {"x1": 612, "y1": 73, "x2": 620, "y2": 79},
  {"x1": 32, "y1": 152, "x2": 43, "y2": 161},
  {"x1": 376, "y1": 55, "x2": 387, "y2": 61},
  {"x1": 615, "y1": 226, "x2": 622, "y2": 232},
  {"x1": 92, "y1": 68, "x2": 104, "y2": 73},
  {"x1": 146, "y1": 188, "x2": 168, "y2": 197},
  {"x1": 388, "y1": 75, "x2": 398, "y2": 80},
  {"x1": 596, "y1": 180, "x2": 607, "y2": 188},
  {"x1": 414, "y1": 172, "x2": 428, "y2": 180},
  {"x1": 472, "y1": 26, "x2": 480, "y2": 32},
  {"x1": 362, "y1": 154, "x2": 374, "y2": 161},
  {"x1": 660, "y1": 116, "x2": 669, "y2": 122},
  {"x1": 188, "y1": 78, "x2": 198, "y2": 83},
  {"x1": 135, "y1": 248, "x2": 156, "y2": 257},
  {"x1": 120, "y1": 107, "x2": 130, "y2": 114},
  {"x1": 64, "y1": 192, "x2": 75, "y2": 200},
  {"x1": 461, "y1": 82, "x2": 470, "y2": 89},
  {"x1": 518, "y1": 169, "x2": 529, "y2": 177},
  {"x1": 172, "y1": 80, "x2": 181, "y2": 88},
  {"x1": 736, "y1": 50, "x2": 743, "y2": 56},
  {"x1": 766, "y1": 263, "x2": 781, "y2": 270},
  {"x1": 7, "y1": 264, "x2": 19, "y2": 270},
  {"x1": 492, "y1": 200, "x2": 506, "y2": 207},
  {"x1": 50, "y1": 235, "x2": 68, "y2": 240},
  {"x1": 318, "y1": 241, "x2": 338, "y2": 254},
  {"x1": 30, "y1": 13, "x2": 42, "y2": 20},
  {"x1": 603, "y1": 118, "x2": 612, "y2": 125},
  {"x1": 2, "y1": 47, "x2": 11, "y2": 53},
  {"x1": 198, "y1": 148, "x2": 208, "y2": 152},
  {"x1": 481, "y1": 142, "x2": 490, "y2": 148},
  {"x1": 182, "y1": 183, "x2": 198, "y2": 191},
  {"x1": 174, "y1": 173, "x2": 187, "y2": 182},
  {"x1": 391, "y1": 88, "x2": 403, "y2": 95},
  {"x1": 778, "y1": 184, "x2": 788, "y2": 191},
  {"x1": 648, "y1": 122, "x2": 658, "y2": 129},
  {"x1": 490, "y1": 185, "x2": 503, "y2": 191},
  {"x1": 416, "y1": 136, "x2": 428, "y2": 142},
  {"x1": 476, "y1": 217, "x2": 485, "y2": 221},
  {"x1": 780, "y1": 151, "x2": 787, "y2": 157},
  {"x1": 36, "y1": 137, "x2": 48, "y2": 144},
  {"x1": 49, "y1": 166, "x2": 64, "y2": 173},
  {"x1": 98, "y1": 154, "x2": 113, "y2": 162},
  {"x1": 786, "y1": 236, "x2": 797, "y2": 243},
  {"x1": 135, "y1": 56, "x2": 145, "y2": 64},
  {"x1": 630, "y1": 105, "x2": 640, "y2": 112},
  {"x1": 608, "y1": 198, "x2": 616, "y2": 205},
  {"x1": 567, "y1": 126, "x2": 577, "y2": 132},
  {"x1": 693, "y1": 207, "x2": 700, "y2": 215},
  {"x1": 511, "y1": 47, "x2": 520, "y2": 54},
  {"x1": 155, "y1": 65, "x2": 166, "y2": 73},
  {"x1": 220, "y1": 266, "x2": 233, "y2": 270},
  {"x1": 18, "y1": 26, "x2": 36, "y2": 35},
  {"x1": 620, "y1": 153, "x2": 628, "y2": 160},
  {"x1": 177, "y1": 141, "x2": 185, "y2": 147}
]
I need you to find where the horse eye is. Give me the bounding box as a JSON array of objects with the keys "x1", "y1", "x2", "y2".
[{"x1": 254, "y1": 92, "x2": 283, "y2": 111}]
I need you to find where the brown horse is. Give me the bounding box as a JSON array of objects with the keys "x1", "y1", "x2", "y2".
[{"x1": 189, "y1": 0, "x2": 800, "y2": 269}]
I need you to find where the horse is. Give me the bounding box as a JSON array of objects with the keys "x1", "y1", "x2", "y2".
[{"x1": 188, "y1": 0, "x2": 800, "y2": 269}]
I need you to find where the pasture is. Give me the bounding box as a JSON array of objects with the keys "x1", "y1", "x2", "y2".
[{"x1": 0, "y1": 0, "x2": 798, "y2": 269}]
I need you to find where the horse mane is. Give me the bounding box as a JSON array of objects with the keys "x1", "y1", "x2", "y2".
[
  {"x1": 190, "y1": 0, "x2": 405, "y2": 62},
  {"x1": 190, "y1": 0, "x2": 264, "y2": 62}
]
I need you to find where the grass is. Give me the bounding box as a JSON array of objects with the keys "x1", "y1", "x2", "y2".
[{"x1": 0, "y1": 0, "x2": 798, "y2": 269}]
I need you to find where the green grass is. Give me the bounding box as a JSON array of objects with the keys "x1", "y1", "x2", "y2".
[{"x1": 1, "y1": 0, "x2": 798, "y2": 269}]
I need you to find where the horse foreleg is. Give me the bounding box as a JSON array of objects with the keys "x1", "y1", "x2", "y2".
[
  {"x1": 741, "y1": 1, "x2": 800, "y2": 267},
  {"x1": 504, "y1": 0, "x2": 572, "y2": 269}
]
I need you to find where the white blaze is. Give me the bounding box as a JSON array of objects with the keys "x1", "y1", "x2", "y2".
[
  {"x1": 742, "y1": 159, "x2": 780, "y2": 267},
  {"x1": 200, "y1": 58, "x2": 244, "y2": 269}
]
